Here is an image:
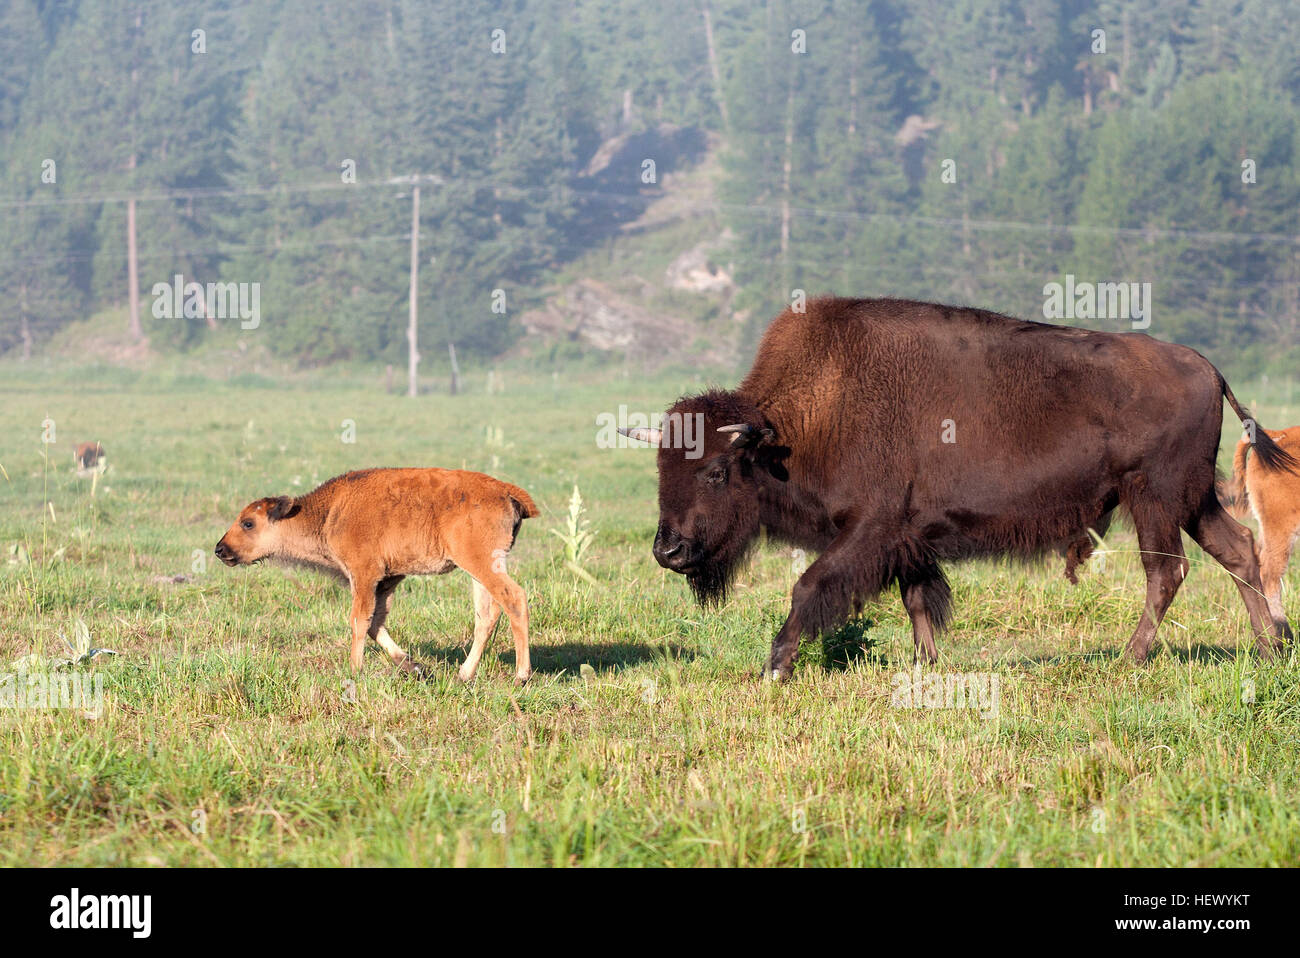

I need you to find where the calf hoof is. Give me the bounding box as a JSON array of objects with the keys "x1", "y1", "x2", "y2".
[
  {"x1": 1255, "y1": 636, "x2": 1284, "y2": 661},
  {"x1": 457, "y1": 665, "x2": 476, "y2": 683},
  {"x1": 514, "y1": 669, "x2": 533, "y2": 686}
]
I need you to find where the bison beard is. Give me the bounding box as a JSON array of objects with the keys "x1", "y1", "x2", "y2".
[
  {"x1": 686, "y1": 538, "x2": 754, "y2": 607},
  {"x1": 638, "y1": 296, "x2": 1295, "y2": 679}
]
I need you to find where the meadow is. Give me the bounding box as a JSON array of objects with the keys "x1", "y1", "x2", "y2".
[{"x1": 1, "y1": 361, "x2": 1298, "y2": 867}]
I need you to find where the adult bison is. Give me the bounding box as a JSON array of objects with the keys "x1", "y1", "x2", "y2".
[{"x1": 622, "y1": 297, "x2": 1293, "y2": 678}]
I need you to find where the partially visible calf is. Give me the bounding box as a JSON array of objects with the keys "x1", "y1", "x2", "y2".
[
  {"x1": 215, "y1": 468, "x2": 539, "y2": 682},
  {"x1": 1220, "y1": 426, "x2": 1300, "y2": 627},
  {"x1": 74, "y1": 441, "x2": 105, "y2": 474}
]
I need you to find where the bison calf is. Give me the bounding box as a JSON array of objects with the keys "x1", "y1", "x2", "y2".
[
  {"x1": 74, "y1": 441, "x2": 105, "y2": 474},
  {"x1": 215, "y1": 468, "x2": 539, "y2": 682},
  {"x1": 1220, "y1": 425, "x2": 1300, "y2": 629}
]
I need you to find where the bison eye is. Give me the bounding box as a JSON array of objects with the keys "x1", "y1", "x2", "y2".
[
  {"x1": 240, "y1": 519, "x2": 255, "y2": 530},
  {"x1": 701, "y1": 463, "x2": 727, "y2": 485}
]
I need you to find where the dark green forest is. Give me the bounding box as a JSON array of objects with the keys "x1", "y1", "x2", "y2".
[{"x1": 1, "y1": 0, "x2": 1297, "y2": 372}]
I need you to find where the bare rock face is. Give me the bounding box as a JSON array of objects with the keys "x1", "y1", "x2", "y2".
[
  {"x1": 519, "y1": 126, "x2": 737, "y2": 368},
  {"x1": 519, "y1": 279, "x2": 734, "y2": 366},
  {"x1": 894, "y1": 114, "x2": 940, "y2": 146},
  {"x1": 664, "y1": 230, "x2": 736, "y2": 294}
]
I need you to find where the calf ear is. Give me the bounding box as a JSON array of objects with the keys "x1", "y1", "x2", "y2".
[{"x1": 267, "y1": 496, "x2": 300, "y2": 521}]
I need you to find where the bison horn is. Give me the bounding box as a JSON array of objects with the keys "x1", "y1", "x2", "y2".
[
  {"x1": 718, "y1": 423, "x2": 755, "y2": 446},
  {"x1": 619, "y1": 426, "x2": 663, "y2": 445},
  {"x1": 719, "y1": 423, "x2": 776, "y2": 448}
]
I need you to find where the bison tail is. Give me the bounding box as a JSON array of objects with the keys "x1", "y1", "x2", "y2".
[
  {"x1": 1217, "y1": 438, "x2": 1252, "y2": 519},
  {"x1": 1220, "y1": 376, "x2": 1299, "y2": 475},
  {"x1": 1248, "y1": 427, "x2": 1297, "y2": 473}
]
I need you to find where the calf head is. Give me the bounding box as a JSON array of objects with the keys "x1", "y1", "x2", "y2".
[
  {"x1": 215, "y1": 496, "x2": 299, "y2": 566},
  {"x1": 622, "y1": 390, "x2": 788, "y2": 605}
]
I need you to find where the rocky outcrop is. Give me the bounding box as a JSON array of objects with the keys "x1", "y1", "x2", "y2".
[
  {"x1": 519, "y1": 279, "x2": 735, "y2": 366},
  {"x1": 664, "y1": 229, "x2": 736, "y2": 294}
]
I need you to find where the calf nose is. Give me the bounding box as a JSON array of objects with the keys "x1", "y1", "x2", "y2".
[{"x1": 214, "y1": 540, "x2": 232, "y2": 561}]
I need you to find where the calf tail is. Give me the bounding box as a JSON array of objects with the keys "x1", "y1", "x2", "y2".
[
  {"x1": 1220, "y1": 376, "x2": 1298, "y2": 474},
  {"x1": 502, "y1": 483, "x2": 540, "y2": 520},
  {"x1": 1217, "y1": 437, "x2": 1252, "y2": 519}
]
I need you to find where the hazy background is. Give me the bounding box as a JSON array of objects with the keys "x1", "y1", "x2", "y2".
[{"x1": 1, "y1": 0, "x2": 1297, "y2": 380}]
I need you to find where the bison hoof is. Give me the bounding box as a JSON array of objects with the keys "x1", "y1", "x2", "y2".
[{"x1": 764, "y1": 667, "x2": 792, "y2": 682}]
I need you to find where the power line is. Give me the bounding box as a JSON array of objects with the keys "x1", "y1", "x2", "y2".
[{"x1": 2, "y1": 175, "x2": 1297, "y2": 247}]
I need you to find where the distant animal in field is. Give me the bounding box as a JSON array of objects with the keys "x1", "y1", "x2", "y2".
[
  {"x1": 622, "y1": 296, "x2": 1295, "y2": 679},
  {"x1": 73, "y1": 441, "x2": 105, "y2": 474},
  {"x1": 215, "y1": 468, "x2": 539, "y2": 682},
  {"x1": 1219, "y1": 425, "x2": 1300, "y2": 628}
]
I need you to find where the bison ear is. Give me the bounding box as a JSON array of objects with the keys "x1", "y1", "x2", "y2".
[
  {"x1": 267, "y1": 496, "x2": 299, "y2": 521},
  {"x1": 763, "y1": 456, "x2": 790, "y2": 482},
  {"x1": 619, "y1": 426, "x2": 663, "y2": 446}
]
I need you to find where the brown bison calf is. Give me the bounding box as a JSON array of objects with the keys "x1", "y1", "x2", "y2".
[
  {"x1": 74, "y1": 441, "x2": 105, "y2": 473},
  {"x1": 1220, "y1": 425, "x2": 1300, "y2": 628},
  {"x1": 215, "y1": 468, "x2": 539, "y2": 682}
]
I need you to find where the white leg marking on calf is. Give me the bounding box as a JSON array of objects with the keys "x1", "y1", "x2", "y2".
[
  {"x1": 459, "y1": 577, "x2": 502, "y2": 683},
  {"x1": 376, "y1": 627, "x2": 416, "y2": 672}
]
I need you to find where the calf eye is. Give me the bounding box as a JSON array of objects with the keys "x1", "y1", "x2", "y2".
[{"x1": 240, "y1": 519, "x2": 254, "y2": 530}]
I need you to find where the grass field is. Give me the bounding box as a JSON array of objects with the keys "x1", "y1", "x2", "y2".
[{"x1": 2, "y1": 362, "x2": 1298, "y2": 867}]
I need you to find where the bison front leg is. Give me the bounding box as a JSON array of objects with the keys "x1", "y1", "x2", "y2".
[
  {"x1": 899, "y1": 562, "x2": 953, "y2": 664},
  {"x1": 766, "y1": 522, "x2": 897, "y2": 681}
]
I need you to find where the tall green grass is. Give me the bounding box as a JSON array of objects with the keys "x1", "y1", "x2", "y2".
[{"x1": 0, "y1": 366, "x2": 1296, "y2": 866}]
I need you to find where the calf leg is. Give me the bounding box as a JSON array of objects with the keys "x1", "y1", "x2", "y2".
[
  {"x1": 457, "y1": 577, "x2": 503, "y2": 682},
  {"x1": 347, "y1": 571, "x2": 381, "y2": 672},
  {"x1": 368, "y1": 575, "x2": 419, "y2": 673},
  {"x1": 456, "y1": 553, "x2": 530, "y2": 683},
  {"x1": 1124, "y1": 509, "x2": 1188, "y2": 663},
  {"x1": 1185, "y1": 499, "x2": 1289, "y2": 655},
  {"x1": 1255, "y1": 529, "x2": 1295, "y2": 635}
]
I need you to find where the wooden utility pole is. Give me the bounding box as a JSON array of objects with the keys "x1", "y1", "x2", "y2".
[
  {"x1": 126, "y1": 196, "x2": 141, "y2": 339},
  {"x1": 779, "y1": 72, "x2": 795, "y2": 287},
  {"x1": 391, "y1": 174, "x2": 444, "y2": 398},
  {"x1": 407, "y1": 183, "x2": 420, "y2": 397},
  {"x1": 127, "y1": 5, "x2": 143, "y2": 341},
  {"x1": 701, "y1": 3, "x2": 729, "y2": 131}
]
